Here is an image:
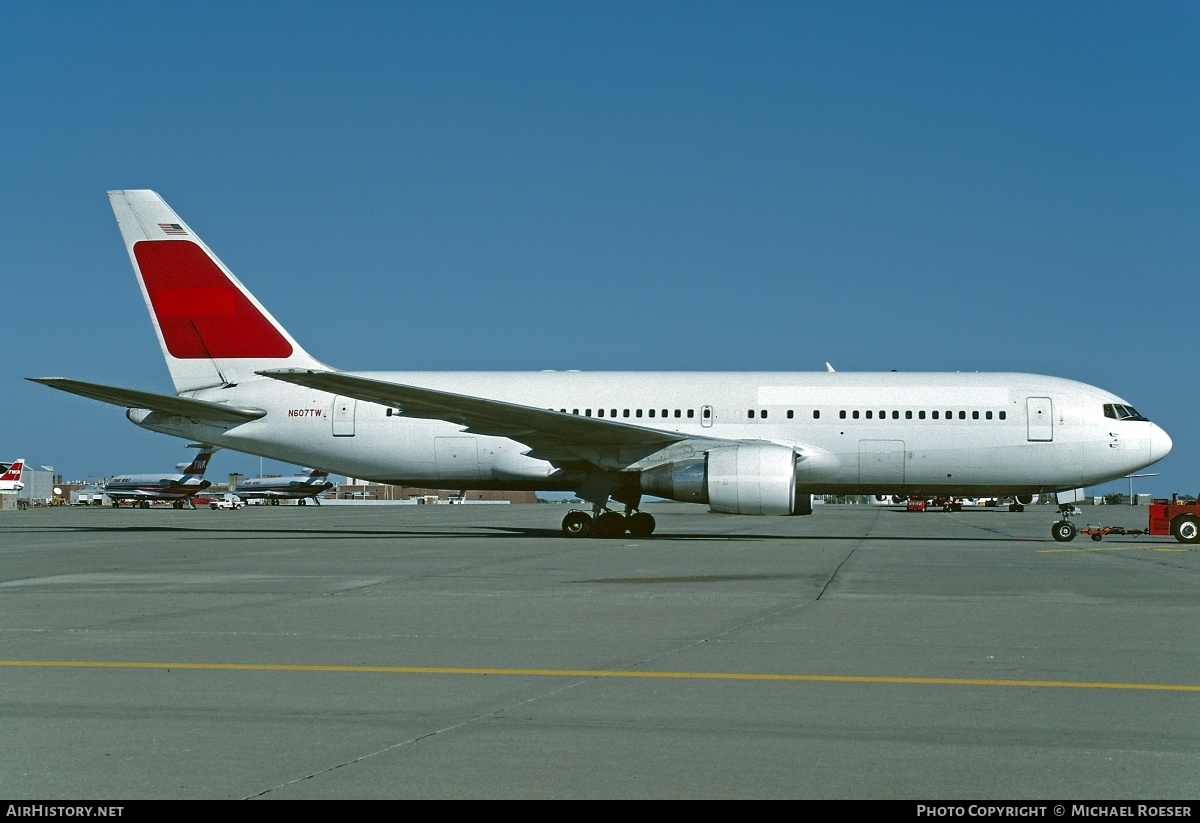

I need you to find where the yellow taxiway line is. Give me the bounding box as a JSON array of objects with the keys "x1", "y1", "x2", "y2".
[{"x1": 2, "y1": 659, "x2": 1198, "y2": 692}]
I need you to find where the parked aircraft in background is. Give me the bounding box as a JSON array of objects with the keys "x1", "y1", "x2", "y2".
[
  {"x1": 103, "y1": 446, "x2": 215, "y2": 509},
  {"x1": 31, "y1": 190, "x2": 1172, "y2": 539},
  {"x1": 0, "y1": 459, "x2": 25, "y2": 492},
  {"x1": 873, "y1": 493, "x2": 1039, "y2": 512},
  {"x1": 235, "y1": 468, "x2": 334, "y2": 505}
]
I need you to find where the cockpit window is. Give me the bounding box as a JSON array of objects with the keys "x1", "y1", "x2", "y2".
[{"x1": 1103, "y1": 403, "x2": 1149, "y2": 422}]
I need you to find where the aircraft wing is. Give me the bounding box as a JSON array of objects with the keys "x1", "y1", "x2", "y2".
[
  {"x1": 28, "y1": 378, "x2": 267, "y2": 422},
  {"x1": 258, "y1": 369, "x2": 708, "y2": 464}
]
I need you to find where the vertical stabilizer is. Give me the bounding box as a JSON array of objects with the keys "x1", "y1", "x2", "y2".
[
  {"x1": 0, "y1": 459, "x2": 25, "y2": 484},
  {"x1": 108, "y1": 190, "x2": 327, "y2": 393},
  {"x1": 181, "y1": 448, "x2": 214, "y2": 478}
]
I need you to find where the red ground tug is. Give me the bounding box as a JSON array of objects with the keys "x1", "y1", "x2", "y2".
[{"x1": 1051, "y1": 499, "x2": 1200, "y2": 544}]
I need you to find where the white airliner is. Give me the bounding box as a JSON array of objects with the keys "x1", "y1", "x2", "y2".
[
  {"x1": 234, "y1": 468, "x2": 334, "y2": 506},
  {"x1": 872, "y1": 493, "x2": 1040, "y2": 511},
  {"x1": 0, "y1": 459, "x2": 25, "y2": 493},
  {"x1": 31, "y1": 190, "x2": 1172, "y2": 538},
  {"x1": 102, "y1": 446, "x2": 215, "y2": 509}
]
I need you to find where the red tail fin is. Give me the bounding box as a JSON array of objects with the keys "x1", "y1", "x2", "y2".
[
  {"x1": 0, "y1": 460, "x2": 24, "y2": 482},
  {"x1": 134, "y1": 241, "x2": 294, "y2": 359},
  {"x1": 182, "y1": 451, "x2": 213, "y2": 477},
  {"x1": 109, "y1": 190, "x2": 327, "y2": 392}
]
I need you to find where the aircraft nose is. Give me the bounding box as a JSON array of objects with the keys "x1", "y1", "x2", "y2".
[{"x1": 1149, "y1": 423, "x2": 1173, "y2": 464}]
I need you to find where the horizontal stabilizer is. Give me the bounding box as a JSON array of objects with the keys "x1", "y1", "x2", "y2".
[{"x1": 27, "y1": 378, "x2": 266, "y2": 422}]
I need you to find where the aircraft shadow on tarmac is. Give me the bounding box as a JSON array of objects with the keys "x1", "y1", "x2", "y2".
[{"x1": 0, "y1": 521, "x2": 1066, "y2": 543}]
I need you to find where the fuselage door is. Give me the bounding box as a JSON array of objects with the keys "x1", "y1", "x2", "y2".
[
  {"x1": 332, "y1": 396, "x2": 357, "y2": 437},
  {"x1": 1026, "y1": 397, "x2": 1053, "y2": 442}
]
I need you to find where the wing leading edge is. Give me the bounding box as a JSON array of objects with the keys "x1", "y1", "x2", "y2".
[{"x1": 257, "y1": 368, "x2": 716, "y2": 467}]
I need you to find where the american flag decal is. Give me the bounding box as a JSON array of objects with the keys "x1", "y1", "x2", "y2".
[{"x1": 158, "y1": 223, "x2": 188, "y2": 235}]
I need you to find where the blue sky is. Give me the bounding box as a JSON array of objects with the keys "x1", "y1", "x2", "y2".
[{"x1": 2, "y1": 1, "x2": 1196, "y2": 499}]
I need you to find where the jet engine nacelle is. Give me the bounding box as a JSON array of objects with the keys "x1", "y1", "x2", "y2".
[
  {"x1": 708, "y1": 443, "x2": 797, "y2": 515},
  {"x1": 640, "y1": 443, "x2": 807, "y2": 516}
]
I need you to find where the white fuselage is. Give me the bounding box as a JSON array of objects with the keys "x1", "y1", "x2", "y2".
[
  {"x1": 128, "y1": 370, "x2": 1170, "y2": 498},
  {"x1": 235, "y1": 475, "x2": 333, "y2": 500},
  {"x1": 103, "y1": 473, "x2": 210, "y2": 501}
]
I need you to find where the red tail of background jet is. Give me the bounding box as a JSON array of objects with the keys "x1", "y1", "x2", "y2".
[{"x1": 0, "y1": 459, "x2": 26, "y2": 492}]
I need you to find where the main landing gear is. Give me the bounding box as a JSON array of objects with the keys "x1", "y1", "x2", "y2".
[
  {"x1": 561, "y1": 508, "x2": 657, "y2": 538},
  {"x1": 562, "y1": 477, "x2": 656, "y2": 538}
]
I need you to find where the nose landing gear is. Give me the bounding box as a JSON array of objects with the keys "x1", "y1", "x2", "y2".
[
  {"x1": 1050, "y1": 501, "x2": 1084, "y2": 542},
  {"x1": 1051, "y1": 519, "x2": 1077, "y2": 542}
]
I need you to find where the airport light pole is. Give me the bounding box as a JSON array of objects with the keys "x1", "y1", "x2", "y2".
[{"x1": 1125, "y1": 473, "x2": 1158, "y2": 505}]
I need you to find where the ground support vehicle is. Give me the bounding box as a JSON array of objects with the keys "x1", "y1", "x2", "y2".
[
  {"x1": 1051, "y1": 500, "x2": 1200, "y2": 544},
  {"x1": 209, "y1": 498, "x2": 245, "y2": 510}
]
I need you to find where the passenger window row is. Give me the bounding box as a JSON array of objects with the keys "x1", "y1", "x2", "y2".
[
  {"x1": 837, "y1": 409, "x2": 1007, "y2": 421},
  {"x1": 747, "y1": 409, "x2": 818, "y2": 419},
  {"x1": 546, "y1": 407, "x2": 1007, "y2": 422},
  {"x1": 556, "y1": 408, "x2": 699, "y2": 419}
]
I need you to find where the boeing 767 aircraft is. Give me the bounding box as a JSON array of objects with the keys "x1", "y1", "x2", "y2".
[{"x1": 31, "y1": 191, "x2": 1172, "y2": 539}]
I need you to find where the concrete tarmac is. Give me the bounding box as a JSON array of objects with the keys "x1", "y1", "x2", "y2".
[{"x1": 1, "y1": 502, "x2": 1198, "y2": 799}]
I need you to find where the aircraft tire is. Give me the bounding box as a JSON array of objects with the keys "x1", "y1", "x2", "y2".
[
  {"x1": 627, "y1": 511, "x2": 656, "y2": 537},
  {"x1": 1171, "y1": 515, "x2": 1200, "y2": 544},
  {"x1": 1052, "y1": 520, "x2": 1077, "y2": 542},
  {"x1": 561, "y1": 511, "x2": 592, "y2": 538},
  {"x1": 593, "y1": 511, "x2": 627, "y2": 538}
]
